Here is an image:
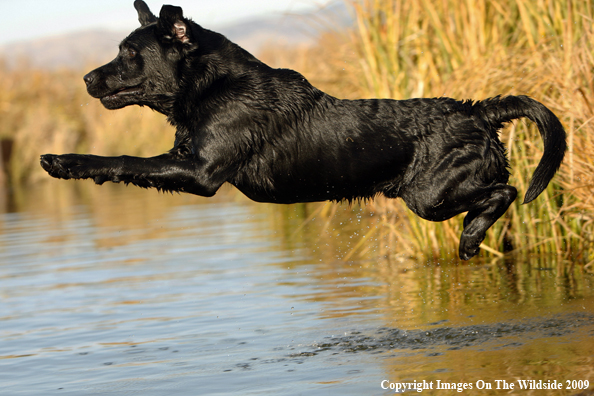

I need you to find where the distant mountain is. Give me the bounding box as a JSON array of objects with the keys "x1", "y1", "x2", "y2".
[
  {"x1": 0, "y1": 1, "x2": 352, "y2": 70},
  {"x1": 0, "y1": 30, "x2": 125, "y2": 70},
  {"x1": 221, "y1": 1, "x2": 352, "y2": 51}
]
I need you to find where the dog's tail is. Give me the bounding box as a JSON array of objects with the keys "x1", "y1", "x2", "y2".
[{"x1": 475, "y1": 95, "x2": 566, "y2": 204}]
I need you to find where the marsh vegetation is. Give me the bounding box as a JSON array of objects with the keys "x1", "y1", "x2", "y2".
[{"x1": 1, "y1": 0, "x2": 592, "y2": 262}]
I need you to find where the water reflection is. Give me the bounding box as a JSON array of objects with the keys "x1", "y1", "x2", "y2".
[{"x1": 0, "y1": 183, "x2": 592, "y2": 395}]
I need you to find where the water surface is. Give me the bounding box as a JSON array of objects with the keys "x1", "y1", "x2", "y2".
[{"x1": 1, "y1": 184, "x2": 593, "y2": 395}]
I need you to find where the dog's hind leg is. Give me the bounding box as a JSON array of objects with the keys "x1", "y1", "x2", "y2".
[
  {"x1": 458, "y1": 184, "x2": 517, "y2": 260},
  {"x1": 399, "y1": 167, "x2": 517, "y2": 259}
]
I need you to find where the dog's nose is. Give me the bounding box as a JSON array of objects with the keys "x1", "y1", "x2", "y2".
[{"x1": 83, "y1": 72, "x2": 94, "y2": 87}]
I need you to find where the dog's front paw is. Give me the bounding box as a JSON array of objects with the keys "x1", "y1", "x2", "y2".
[{"x1": 40, "y1": 154, "x2": 94, "y2": 180}]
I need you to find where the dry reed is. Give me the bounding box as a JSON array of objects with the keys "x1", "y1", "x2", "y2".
[
  {"x1": 345, "y1": 0, "x2": 594, "y2": 262},
  {"x1": 262, "y1": 0, "x2": 594, "y2": 262}
]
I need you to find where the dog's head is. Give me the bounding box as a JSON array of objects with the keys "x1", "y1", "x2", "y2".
[{"x1": 83, "y1": 1, "x2": 199, "y2": 113}]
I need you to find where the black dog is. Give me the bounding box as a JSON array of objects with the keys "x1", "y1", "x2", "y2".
[{"x1": 40, "y1": 1, "x2": 566, "y2": 260}]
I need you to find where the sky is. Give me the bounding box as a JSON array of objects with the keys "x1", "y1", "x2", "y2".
[{"x1": 0, "y1": 0, "x2": 329, "y2": 45}]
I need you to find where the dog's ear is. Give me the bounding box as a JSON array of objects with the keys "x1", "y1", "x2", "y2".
[
  {"x1": 158, "y1": 5, "x2": 193, "y2": 45},
  {"x1": 134, "y1": 0, "x2": 157, "y2": 26}
]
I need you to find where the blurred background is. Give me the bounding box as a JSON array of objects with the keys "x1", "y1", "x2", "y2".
[
  {"x1": 1, "y1": 2, "x2": 594, "y2": 394},
  {"x1": 0, "y1": 0, "x2": 592, "y2": 262}
]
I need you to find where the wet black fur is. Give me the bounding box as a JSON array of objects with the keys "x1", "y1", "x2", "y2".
[{"x1": 40, "y1": 1, "x2": 566, "y2": 260}]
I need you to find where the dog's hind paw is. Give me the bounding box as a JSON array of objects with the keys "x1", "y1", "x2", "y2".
[
  {"x1": 459, "y1": 232, "x2": 485, "y2": 260},
  {"x1": 459, "y1": 246, "x2": 480, "y2": 261}
]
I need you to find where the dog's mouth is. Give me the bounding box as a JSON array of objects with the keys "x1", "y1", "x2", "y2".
[
  {"x1": 98, "y1": 85, "x2": 144, "y2": 109},
  {"x1": 102, "y1": 86, "x2": 143, "y2": 100}
]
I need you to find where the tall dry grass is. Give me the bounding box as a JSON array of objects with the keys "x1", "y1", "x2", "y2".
[
  {"x1": 262, "y1": 0, "x2": 594, "y2": 262},
  {"x1": 345, "y1": 0, "x2": 594, "y2": 262}
]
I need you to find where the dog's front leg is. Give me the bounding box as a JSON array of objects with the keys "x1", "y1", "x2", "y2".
[
  {"x1": 41, "y1": 154, "x2": 124, "y2": 183},
  {"x1": 40, "y1": 153, "x2": 224, "y2": 196}
]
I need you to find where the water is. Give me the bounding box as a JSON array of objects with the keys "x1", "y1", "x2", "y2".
[{"x1": 1, "y1": 183, "x2": 593, "y2": 395}]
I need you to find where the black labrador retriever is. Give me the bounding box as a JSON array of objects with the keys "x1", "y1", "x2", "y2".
[{"x1": 40, "y1": 1, "x2": 566, "y2": 260}]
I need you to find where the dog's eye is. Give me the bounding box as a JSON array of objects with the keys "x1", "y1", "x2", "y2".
[{"x1": 127, "y1": 48, "x2": 137, "y2": 58}]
